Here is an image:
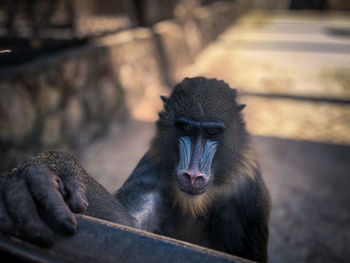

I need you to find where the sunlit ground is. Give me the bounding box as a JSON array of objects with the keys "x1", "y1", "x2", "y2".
[{"x1": 241, "y1": 97, "x2": 350, "y2": 145}]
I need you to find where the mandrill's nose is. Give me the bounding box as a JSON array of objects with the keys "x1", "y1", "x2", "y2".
[{"x1": 182, "y1": 170, "x2": 205, "y2": 186}]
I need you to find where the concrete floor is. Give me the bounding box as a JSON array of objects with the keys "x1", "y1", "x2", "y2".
[
  {"x1": 255, "y1": 136, "x2": 350, "y2": 263},
  {"x1": 80, "y1": 11, "x2": 350, "y2": 263}
]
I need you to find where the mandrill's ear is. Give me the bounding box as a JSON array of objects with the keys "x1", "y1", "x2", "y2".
[
  {"x1": 237, "y1": 104, "x2": 246, "y2": 112},
  {"x1": 160, "y1": 96, "x2": 169, "y2": 105},
  {"x1": 160, "y1": 95, "x2": 169, "y2": 108},
  {"x1": 160, "y1": 95, "x2": 173, "y2": 113}
]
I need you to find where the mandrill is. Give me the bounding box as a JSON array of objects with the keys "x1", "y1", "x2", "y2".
[{"x1": 0, "y1": 77, "x2": 270, "y2": 262}]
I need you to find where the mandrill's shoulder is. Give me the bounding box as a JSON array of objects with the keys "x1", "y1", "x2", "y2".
[
  {"x1": 115, "y1": 153, "x2": 166, "y2": 231},
  {"x1": 228, "y1": 145, "x2": 271, "y2": 216},
  {"x1": 213, "y1": 143, "x2": 270, "y2": 211},
  {"x1": 118, "y1": 152, "x2": 163, "y2": 190},
  {"x1": 116, "y1": 152, "x2": 167, "y2": 210}
]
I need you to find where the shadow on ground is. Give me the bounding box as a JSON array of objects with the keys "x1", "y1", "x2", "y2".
[{"x1": 254, "y1": 136, "x2": 350, "y2": 263}]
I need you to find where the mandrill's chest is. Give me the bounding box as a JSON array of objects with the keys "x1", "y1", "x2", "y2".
[{"x1": 159, "y1": 209, "x2": 212, "y2": 248}]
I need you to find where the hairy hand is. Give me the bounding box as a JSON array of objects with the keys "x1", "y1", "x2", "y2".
[{"x1": 0, "y1": 151, "x2": 88, "y2": 246}]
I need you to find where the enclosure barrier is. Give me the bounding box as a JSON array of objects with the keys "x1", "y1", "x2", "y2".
[{"x1": 0, "y1": 215, "x2": 254, "y2": 263}]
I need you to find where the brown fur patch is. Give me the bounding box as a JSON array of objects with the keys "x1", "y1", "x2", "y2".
[
  {"x1": 172, "y1": 186, "x2": 219, "y2": 217},
  {"x1": 235, "y1": 145, "x2": 260, "y2": 181}
]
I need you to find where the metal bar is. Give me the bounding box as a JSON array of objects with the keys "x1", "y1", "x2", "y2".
[{"x1": 0, "y1": 215, "x2": 254, "y2": 263}]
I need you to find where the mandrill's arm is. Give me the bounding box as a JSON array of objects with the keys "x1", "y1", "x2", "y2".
[
  {"x1": 0, "y1": 151, "x2": 135, "y2": 246},
  {"x1": 115, "y1": 153, "x2": 165, "y2": 233}
]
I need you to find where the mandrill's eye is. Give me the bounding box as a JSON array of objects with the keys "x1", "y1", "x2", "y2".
[
  {"x1": 205, "y1": 127, "x2": 221, "y2": 137},
  {"x1": 178, "y1": 123, "x2": 194, "y2": 134}
]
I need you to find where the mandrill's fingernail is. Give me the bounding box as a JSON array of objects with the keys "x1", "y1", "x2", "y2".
[
  {"x1": 61, "y1": 219, "x2": 77, "y2": 234},
  {"x1": 68, "y1": 198, "x2": 89, "y2": 213}
]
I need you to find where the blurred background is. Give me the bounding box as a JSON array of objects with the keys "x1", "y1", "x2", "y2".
[{"x1": 0, "y1": 0, "x2": 349, "y2": 262}]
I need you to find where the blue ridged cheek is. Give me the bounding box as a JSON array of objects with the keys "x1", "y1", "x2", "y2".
[
  {"x1": 177, "y1": 136, "x2": 217, "y2": 175},
  {"x1": 178, "y1": 136, "x2": 192, "y2": 171},
  {"x1": 201, "y1": 140, "x2": 218, "y2": 175}
]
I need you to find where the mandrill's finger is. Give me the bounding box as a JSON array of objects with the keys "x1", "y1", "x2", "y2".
[
  {"x1": 64, "y1": 176, "x2": 88, "y2": 213},
  {"x1": 25, "y1": 165, "x2": 77, "y2": 234},
  {"x1": 4, "y1": 180, "x2": 54, "y2": 247}
]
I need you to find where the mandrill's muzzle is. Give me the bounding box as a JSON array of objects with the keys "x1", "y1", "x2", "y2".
[{"x1": 176, "y1": 136, "x2": 217, "y2": 195}]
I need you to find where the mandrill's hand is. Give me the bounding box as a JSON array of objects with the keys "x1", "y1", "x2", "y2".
[{"x1": 0, "y1": 151, "x2": 89, "y2": 247}]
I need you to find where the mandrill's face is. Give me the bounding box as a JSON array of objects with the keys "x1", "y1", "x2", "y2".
[
  {"x1": 155, "y1": 77, "x2": 247, "y2": 199},
  {"x1": 174, "y1": 117, "x2": 225, "y2": 196}
]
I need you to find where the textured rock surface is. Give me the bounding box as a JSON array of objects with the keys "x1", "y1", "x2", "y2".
[
  {"x1": 154, "y1": 20, "x2": 193, "y2": 83},
  {"x1": 100, "y1": 28, "x2": 167, "y2": 122},
  {"x1": 0, "y1": 83, "x2": 35, "y2": 142},
  {"x1": 0, "y1": 46, "x2": 126, "y2": 170}
]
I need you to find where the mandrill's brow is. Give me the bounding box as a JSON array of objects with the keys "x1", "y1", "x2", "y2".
[{"x1": 176, "y1": 117, "x2": 225, "y2": 129}]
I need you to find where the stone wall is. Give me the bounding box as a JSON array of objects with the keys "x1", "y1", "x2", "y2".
[
  {"x1": 0, "y1": 46, "x2": 127, "y2": 171},
  {"x1": 0, "y1": 0, "x2": 252, "y2": 171},
  {"x1": 155, "y1": 0, "x2": 252, "y2": 83},
  {"x1": 253, "y1": 0, "x2": 290, "y2": 10}
]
